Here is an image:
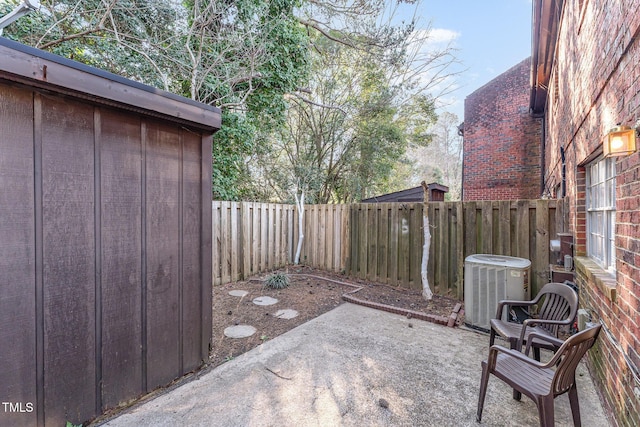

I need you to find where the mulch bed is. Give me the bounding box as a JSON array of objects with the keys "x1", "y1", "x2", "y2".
[{"x1": 211, "y1": 266, "x2": 464, "y2": 368}]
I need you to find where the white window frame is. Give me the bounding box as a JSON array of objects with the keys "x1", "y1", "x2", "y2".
[{"x1": 586, "y1": 156, "x2": 616, "y2": 273}]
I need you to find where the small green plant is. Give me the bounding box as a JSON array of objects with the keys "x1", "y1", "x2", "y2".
[
  {"x1": 260, "y1": 335, "x2": 269, "y2": 341},
  {"x1": 264, "y1": 272, "x2": 290, "y2": 289}
]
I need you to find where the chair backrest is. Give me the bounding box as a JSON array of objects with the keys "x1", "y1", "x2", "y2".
[
  {"x1": 551, "y1": 323, "x2": 601, "y2": 397},
  {"x1": 536, "y1": 282, "x2": 579, "y2": 336}
]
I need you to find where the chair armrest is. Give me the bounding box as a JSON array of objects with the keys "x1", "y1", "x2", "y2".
[
  {"x1": 488, "y1": 344, "x2": 546, "y2": 370},
  {"x1": 516, "y1": 318, "x2": 571, "y2": 351},
  {"x1": 524, "y1": 332, "x2": 565, "y2": 356},
  {"x1": 522, "y1": 318, "x2": 574, "y2": 328},
  {"x1": 494, "y1": 299, "x2": 535, "y2": 319}
]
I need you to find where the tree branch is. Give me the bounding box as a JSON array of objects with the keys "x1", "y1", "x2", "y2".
[
  {"x1": 287, "y1": 92, "x2": 347, "y2": 115},
  {"x1": 38, "y1": 26, "x2": 105, "y2": 50}
]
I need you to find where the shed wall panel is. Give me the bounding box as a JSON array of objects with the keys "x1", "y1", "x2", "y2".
[
  {"x1": 0, "y1": 85, "x2": 38, "y2": 427},
  {"x1": 182, "y1": 134, "x2": 203, "y2": 371},
  {"x1": 145, "y1": 122, "x2": 181, "y2": 390},
  {"x1": 1, "y1": 41, "x2": 216, "y2": 425},
  {"x1": 99, "y1": 109, "x2": 144, "y2": 409},
  {"x1": 41, "y1": 96, "x2": 97, "y2": 425}
]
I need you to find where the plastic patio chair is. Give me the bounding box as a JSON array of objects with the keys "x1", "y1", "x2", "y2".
[
  {"x1": 489, "y1": 282, "x2": 579, "y2": 362},
  {"x1": 477, "y1": 323, "x2": 601, "y2": 427}
]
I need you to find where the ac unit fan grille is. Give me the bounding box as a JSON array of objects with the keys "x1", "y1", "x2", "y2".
[{"x1": 464, "y1": 258, "x2": 528, "y2": 331}]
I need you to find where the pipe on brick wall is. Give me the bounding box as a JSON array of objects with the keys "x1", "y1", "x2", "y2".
[
  {"x1": 560, "y1": 145, "x2": 566, "y2": 198},
  {"x1": 540, "y1": 114, "x2": 546, "y2": 196}
]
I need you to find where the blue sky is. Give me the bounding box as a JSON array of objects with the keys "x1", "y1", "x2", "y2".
[{"x1": 396, "y1": 0, "x2": 533, "y2": 120}]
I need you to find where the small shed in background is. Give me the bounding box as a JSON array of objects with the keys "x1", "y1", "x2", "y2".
[
  {"x1": 361, "y1": 181, "x2": 449, "y2": 203},
  {"x1": 0, "y1": 38, "x2": 220, "y2": 426}
]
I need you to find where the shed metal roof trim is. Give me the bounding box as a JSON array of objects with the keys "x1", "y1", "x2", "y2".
[{"x1": 0, "y1": 37, "x2": 221, "y2": 130}]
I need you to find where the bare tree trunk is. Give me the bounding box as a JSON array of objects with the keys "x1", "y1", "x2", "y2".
[
  {"x1": 294, "y1": 190, "x2": 305, "y2": 264},
  {"x1": 421, "y1": 210, "x2": 433, "y2": 300}
]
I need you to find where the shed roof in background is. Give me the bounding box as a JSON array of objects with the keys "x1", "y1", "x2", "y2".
[
  {"x1": 362, "y1": 186, "x2": 425, "y2": 203},
  {"x1": 0, "y1": 37, "x2": 221, "y2": 131},
  {"x1": 361, "y1": 182, "x2": 449, "y2": 203}
]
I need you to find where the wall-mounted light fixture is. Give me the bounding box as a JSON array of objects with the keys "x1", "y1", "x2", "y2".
[{"x1": 603, "y1": 125, "x2": 637, "y2": 157}]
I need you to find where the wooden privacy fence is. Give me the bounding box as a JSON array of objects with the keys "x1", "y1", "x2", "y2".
[
  {"x1": 345, "y1": 199, "x2": 567, "y2": 299},
  {"x1": 212, "y1": 201, "x2": 295, "y2": 284},
  {"x1": 212, "y1": 199, "x2": 568, "y2": 300},
  {"x1": 346, "y1": 203, "x2": 424, "y2": 289},
  {"x1": 212, "y1": 202, "x2": 350, "y2": 283},
  {"x1": 297, "y1": 204, "x2": 350, "y2": 272}
]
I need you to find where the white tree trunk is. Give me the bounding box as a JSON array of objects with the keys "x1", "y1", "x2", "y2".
[
  {"x1": 421, "y1": 212, "x2": 433, "y2": 300},
  {"x1": 294, "y1": 190, "x2": 305, "y2": 264}
]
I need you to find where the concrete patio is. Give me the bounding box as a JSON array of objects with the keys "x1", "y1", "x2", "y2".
[{"x1": 96, "y1": 303, "x2": 610, "y2": 426}]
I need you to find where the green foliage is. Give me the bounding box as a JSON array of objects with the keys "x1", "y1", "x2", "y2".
[
  {"x1": 3, "y1": 0, "x2": 457, "y2": 201},
  {"x1": 255, "y1": 30, "x2": 441, "y2": 203},
  {"x1": 264, "y1": 272, "x2": 290, "y2": 290},
  {"x1": 3, "y1": 0, "x2": 310, "y2": 201},
  {"x1": 212, "y1": 111, "x2": 256, "y2": 200}
]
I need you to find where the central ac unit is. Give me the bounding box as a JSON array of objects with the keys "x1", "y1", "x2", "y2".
[{"x1": 464, "y1": 254, "x2": 531, "y2": 331}]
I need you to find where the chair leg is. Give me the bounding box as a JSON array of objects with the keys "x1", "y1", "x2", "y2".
[
  {"x1": 533, "y1": 346, "x2": 541, "y2": 362},
  {"x1": 489, "y1": 328, "x2": 496, "y2": 346},
  {"x1": 509, "y1": 340, "x2": 522, "y2": 401},
  {"x1": 538, "y1": 395, "x2": 555, "y2": 427},
  {"x1": 476, "y1": 361, "x2": 490, "y2": 422},
  {"x1": 568, "y1": 382, "x2": 581, "y2": 427}
]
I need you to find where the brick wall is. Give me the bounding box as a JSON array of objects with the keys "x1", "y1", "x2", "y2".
[
  {"x1": 462, "y1": 58, "x2": 542, "y2": 201},
  {"x1": 545, "y1": 1, "x2": 640, "y2": 425}
]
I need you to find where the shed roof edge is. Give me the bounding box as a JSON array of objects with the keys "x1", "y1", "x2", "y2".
[{"x1": 0, "y1": 37, "x2": 221, "y2": 130}]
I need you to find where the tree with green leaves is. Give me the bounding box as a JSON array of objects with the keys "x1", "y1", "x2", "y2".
[
  {"x1": 253, "y1": 25, "x2": 444, "y2": 203},
  {"x1": 408, "y1": 111, "x2": 463, "y2": 200},
  {"x1": 1, "y1": 0, "x2": 309, "y2": 200},
  {"x1": 2, "y1": 0, "x2": 459, "y2": 201}
]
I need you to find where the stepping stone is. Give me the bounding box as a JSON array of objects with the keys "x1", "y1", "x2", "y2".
[
  {"x1": 228, "y1": 290, "x2": 249, "y2": 297},
  {"x1": 274, "y1": 309, "x2": 299, "y2": 319},
  {"x1": 224, "y1": 325, "x2": 256, "y2": 338},
  {"x1": 252, "y1": 296, "x2": 278, "y2": 306}
]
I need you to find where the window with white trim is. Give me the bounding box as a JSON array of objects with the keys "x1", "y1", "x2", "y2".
[{"x1": 586, "y1": 156, "x2": 616, "y2": 272}]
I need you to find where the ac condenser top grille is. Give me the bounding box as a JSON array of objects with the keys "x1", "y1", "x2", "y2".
[{"x1": 464, "y1": 255, "x2": 531, "y2": 331}]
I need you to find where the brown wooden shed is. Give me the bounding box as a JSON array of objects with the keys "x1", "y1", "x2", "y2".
[
  {"x1": 361, "y1": 182, "x2": 449, "y2": 203},
  {"x1": 0, "y1": 38, "x2": 220, "y2": 426}
]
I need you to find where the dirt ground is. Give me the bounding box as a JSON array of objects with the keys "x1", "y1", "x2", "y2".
[{"x1": 211, "y1": 266, "x2": 463, "y2": 368}]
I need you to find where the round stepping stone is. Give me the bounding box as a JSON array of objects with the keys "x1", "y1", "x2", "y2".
[
  {"x1": 224, "y1": 325, "x2": 256, "y2": 338},
  {"x1": 274, "y1": 309, "x2": 299, "y2": 319},
  {"x1": 228, "y1": 290, "x2": 249, "y2": 297},
  {"x1": 252, "y1": 296, "x2": 278, "y2": 306}
]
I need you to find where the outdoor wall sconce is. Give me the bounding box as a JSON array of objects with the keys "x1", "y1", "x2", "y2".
[{"x1": 603, "y1": 125, "x2": 637, "y2": 157}]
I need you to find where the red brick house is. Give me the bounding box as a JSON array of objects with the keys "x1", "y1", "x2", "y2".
[
  {"x1": 532, "y1": 1, "x2": 640, "y2": 424},
  {"x1": 462, "y1": 58, "x2": 543, "y2": 201},
  {"x1": 466, "y1": 1, "x2": 640, "y2": 425}
]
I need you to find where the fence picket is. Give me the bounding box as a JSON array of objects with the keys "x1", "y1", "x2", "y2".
[
  {"x1": 453, "y1": 201, "x2": 464, "y2": 299},
  {"x1": 516, "y1": 200, "x2": 530, "y2": 261},
  {"x1": 410, "y1": 204, "x2": 422, "y2": 289},
  {"x1": 230, "y1": 201, "x2": 239, "y2": 281},
  {"x1": 367, "y1": 204, "x2": 377, "y2": 281},
  {"x1": 212, "y1": 201, "x2": 221, "y2": 285},
  {"x1": 535, "y1": 199, "x2": 551, "y2": 289},
  {"x1": 436, "y1": 202, "x2": 448, "y2": 294},
  {"x1": 220, "y1": 201, "x2": 230, "y2": 284}
]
